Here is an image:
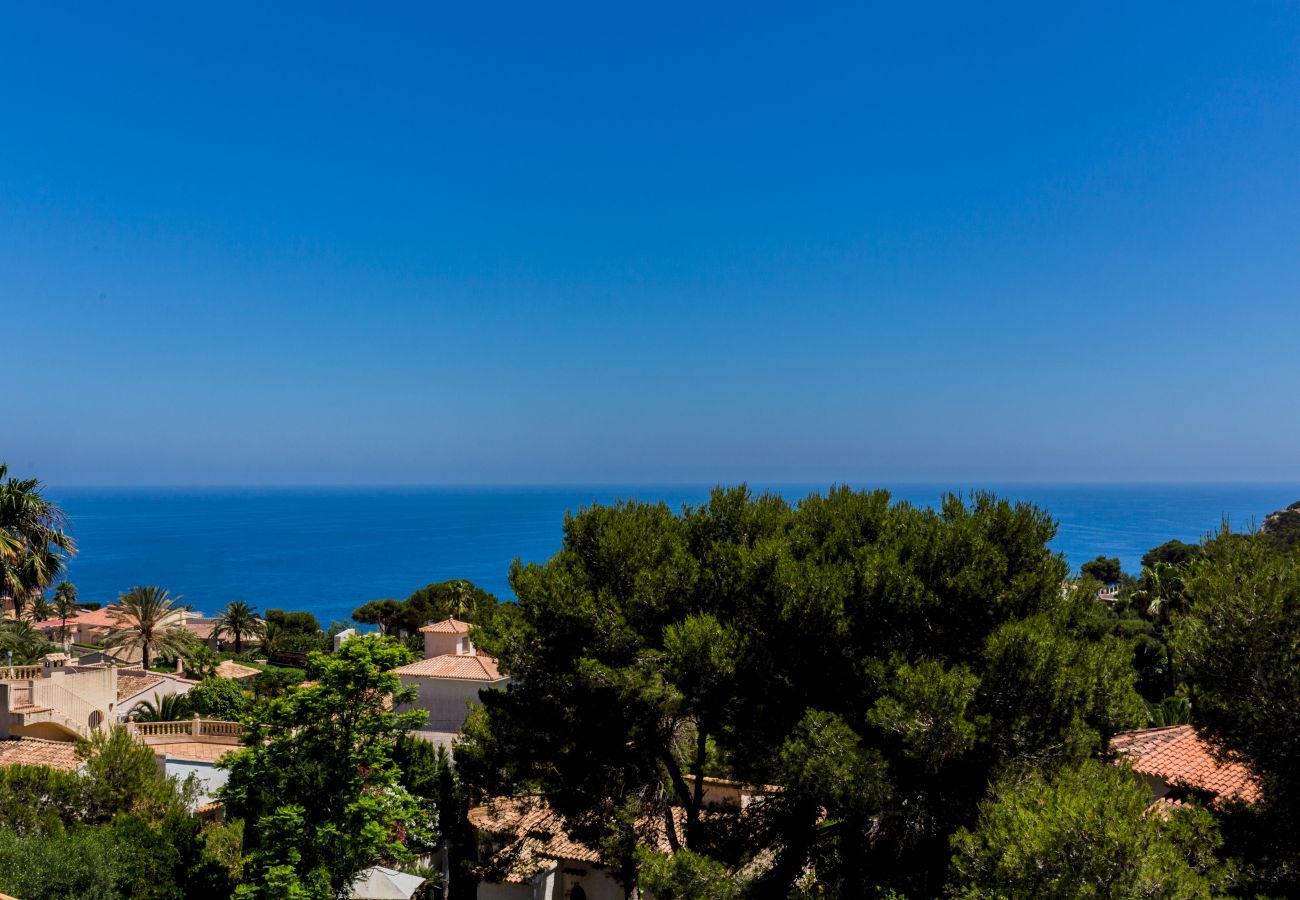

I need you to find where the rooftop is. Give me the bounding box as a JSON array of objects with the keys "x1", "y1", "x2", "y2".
[
  {"x1": 0, "y1": 737, "x2": 81, "y2": 771},
  {"x1": 392, "y1": 653, "x2": 503, "y2": 681},
  {"x1": 1111, "y1": 724, "x2": 1259, "y2": 804},
  {"x1": 419, "y1": 617, "x2": 472, "y2": 634},
  {"x1": 116, "y1": 671, "x2": 166, "y2": 702}
]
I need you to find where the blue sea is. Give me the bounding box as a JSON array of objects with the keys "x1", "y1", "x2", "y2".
[{"x1": 47, "y1": 484, "x2": 1299, "y2": 626}]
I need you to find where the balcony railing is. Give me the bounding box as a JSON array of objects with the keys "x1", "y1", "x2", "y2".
[{"x1": 127, "y1": 718, "x2": 246, "y2": 739}]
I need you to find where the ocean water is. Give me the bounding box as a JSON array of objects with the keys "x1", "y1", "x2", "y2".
[{"x1": 48, "y1": 484, "x2": 1299, "y2": 625}]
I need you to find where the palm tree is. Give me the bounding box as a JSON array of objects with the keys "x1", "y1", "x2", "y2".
[
  {"x1": 260, "y1": 620, "x2": 287, "y2": 661},
  {"x1": 1133, "y1": 562, "x2": 1190, "y2": 695},
  {"x1": 104, "y1": 586, "x2": 196, "y2": 671},
  {"x1": 0, "y1": 464, "x2": 76, "y2": 618},
  {"x1": 0, "y1": 619, "x2": 53, "y2": 665},
  {"x1": 129, "y1": 692, "x2": 192, "y2": 722},
  {"x1": 214, "y1": 601, "x2": 264, "y2": 654},
  {"x1": 27, "y1": 594, "x2": 53, "y2": 623},
  {"x1": 53, "y1": 582, "x2": 78, "y2": 644}
]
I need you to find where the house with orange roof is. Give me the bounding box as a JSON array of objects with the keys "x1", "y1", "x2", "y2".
[
  {"x1": 1110, "y1": 724, "x2": 1259, "y2": 808},
  {"x1": 393, "y1": 618, "x2": 509, "y2": 744},
  {"x1": 471, "y1": 779, "x2": 775, "y2": 899},
  {"x1": 115, "y1": 669, "x2": 198, "y2": 722}
]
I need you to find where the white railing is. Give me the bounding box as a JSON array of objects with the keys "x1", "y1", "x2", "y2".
[
  {"x1": 128, "y1": 718, "x2": 246, "y2": 740},
  {"x1": 29, "y1": 681, "x2": 98, "y2": 737},
  {"x1": 0, "y1": 666, "x2": 43, "y2": 681}
]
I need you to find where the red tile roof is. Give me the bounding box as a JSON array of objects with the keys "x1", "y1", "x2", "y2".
[
  {"x1": 64, "y1": 605, "x2": 127, "y2": 629},
  {"x1": 392, "y1": 653, "x2": 503, "y2": 681},
  {"x1": 419, "y1": 618, "x2": 472, "y2": 634},
  {"x1": 470, "y1": 799, "x2": 679, "y2": 883},
  {"x1": 0, "y1": 737, "x2": 81, "y2": 771},
  {"x1": 1110, "y1": 724, "x2": 1259, "y2": 804},
  {"x1": 116, "y1": 672, "x2": 166, "y2": 702}
]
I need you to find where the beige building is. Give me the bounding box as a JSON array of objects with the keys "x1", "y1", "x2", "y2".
[
  {"x1": 393, "y1": 618, "x2": 509, "y2": 744},
  {"x1": 0, "y1": 656, "x2": 118, "y2": 740}
]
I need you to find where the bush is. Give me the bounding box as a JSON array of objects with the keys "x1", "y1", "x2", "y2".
[{"x1": 187, "y1": 677, "x2": 250, "y2": 720}]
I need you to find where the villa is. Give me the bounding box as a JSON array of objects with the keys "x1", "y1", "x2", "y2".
[
  {"x1": 1110, "y1": 724, "x2": 1258, "y2": 809},
  {"x1": 471, "y1": 779, "x2": 773, "y2": 899},
  {"x1": 392, "y1": 618, "x2": 509, "y2": 745},
  {"x1": 0, "y1": 655, "x2": 117, "y2": 740}
]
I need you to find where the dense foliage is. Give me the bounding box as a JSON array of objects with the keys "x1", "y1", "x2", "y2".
[
  {"x1": 221, "y1": 635, "x2": 431, "y2": 898},
  {"x1": 1173, "y1": 528, "x2": 1300, "y2": 894},
  {"x1": 460, "y1": 487, "x2": 1147, "y2": 896},
  {"x1": 0, "y1": 730, "x2": 236, "y2": 899},
  {"x1": 949, "y1": 760, "x2": 1227, "y2": 898},
  {"x1": 353, "y1": 579, "x2": 504, "y2": 637}
]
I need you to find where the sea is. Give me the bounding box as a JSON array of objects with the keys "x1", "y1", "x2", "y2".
[{"x1": 47, "y1": 484, "x2": 1300, "y2": 626}]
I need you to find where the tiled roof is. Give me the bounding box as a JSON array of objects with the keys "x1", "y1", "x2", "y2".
[
  {"x1": 470, "y1": 799, "x2": 679, "y2": 883},
  {"x1": 419, "y1": 618, "x2": 471, "y2": 634},
  {"x1": 148, "y1": 741, "x2": 240, "y2": 764},
  {"x1": 0, "y1": 737, "x2": 81, "y2": 771},
  {"x1": 117, "y1": 672, "x2": 166, "y2": 702},
  {"x1": 1111, "y1": 725, "x2": 1259, "y2": 804},
  {"x1": 64, "y1": 605, "x2": 128, "y2": 629},
  {"x1": 392, "y1": 653, "x2": 503, "y2": 681}
]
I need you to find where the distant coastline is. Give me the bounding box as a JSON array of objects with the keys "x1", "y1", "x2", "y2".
[{"x1": 50, "y1": 483, "x2": 1300, "y2": 626}]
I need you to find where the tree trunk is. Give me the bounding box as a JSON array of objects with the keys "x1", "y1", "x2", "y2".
[{"x1": 688, "y1": 726, "x2": 707, "y2": 845}]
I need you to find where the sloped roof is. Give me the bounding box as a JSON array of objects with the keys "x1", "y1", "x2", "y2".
[
  {"x1": 116, "y1": 672, "x2": 166, "y2": 702},
  {"x1": 470, "y1": 798, "x2": 678, "y2": 883},
  {"x1": 0, "y1": 737, "x2": 81, "y2": 771},
  {"x1": 392, "y1": 653, "x2": 503, "y2": 681},
  {"x1": 419, "y1": 618, "x2": 471, "y2": 634},
  {"x1": 1111, "y1": 724, "x2": 1259, "y2": 804},
  {"x1": 347, "y1": 865, "x2": 427, "y2": 899},
  {"x1": 64, "y1": 606, "x2": 127, "y2": 629}
]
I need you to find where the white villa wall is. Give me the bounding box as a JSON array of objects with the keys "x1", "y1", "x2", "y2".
[
  {"x1": 164, "y1": 759, "x2": 229, "y2": 807},
  {"x1": 399, "y1": 675, "x2": 500, "y2": 733}
]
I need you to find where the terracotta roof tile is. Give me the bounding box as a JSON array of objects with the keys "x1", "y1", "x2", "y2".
[
  {"x1": 147, "y1": 741, "x2": 240, "y2": 764},
  {"x1": 419, "y1": 618, "x2": 472, "y2": 634},
  {"x1": 1111, "y1": 725, "x2": 1259, "y2": 804},
  {"x1": 0, "y1": 737, "x2": 81, "y2": 771},
  {"x1": 470, "y1": 799, "x2": 679, "y2": 883},
  {"x1": 392, "y1": 653, "x2": 503, "y2": 681},
  {"x1": 117, "y1": 672, "x2": 166, "y2": 702}
]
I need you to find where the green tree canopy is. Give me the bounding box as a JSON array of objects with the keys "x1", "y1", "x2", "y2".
[
  {"x1": 1141, "y1": 539, "x2": 1202, "y2": 570},
  {"x1": 459, "y1": 487, "x2": 1145, "y2": 896},
  {"x1": 186, "y1": 677, "x2": 250, "y2": 720},
  {"x1": 1080, "y1": 555, "x2": 1124, "y2": 585},
  {"x1": 221, "y1": 635, "x2": 431, "y2": 898},
  {"x1": 1172, "y1": 529, "x2": 1300, "y2": 892},
  {"x1": 353, "y1": 579, "x2": 503, "y2": 636},
  {"x1": 949, "y1": 760, "x2": 1226, "y2": 899}
]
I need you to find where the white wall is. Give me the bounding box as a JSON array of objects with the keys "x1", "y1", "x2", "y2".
[{"x1": 399, "y1": 676, "x2": 501, "y2": 733}]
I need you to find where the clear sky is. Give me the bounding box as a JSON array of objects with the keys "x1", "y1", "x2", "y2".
[{"x1": 3, "y1": 3, "x2": 1299, "y2": 485}]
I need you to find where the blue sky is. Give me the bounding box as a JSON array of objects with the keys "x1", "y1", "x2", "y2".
[{"x1": 3, "y1": 3, "x2": 1299, "y2": 485}]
